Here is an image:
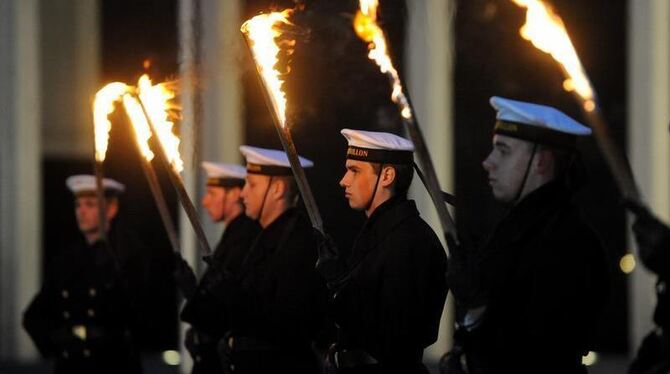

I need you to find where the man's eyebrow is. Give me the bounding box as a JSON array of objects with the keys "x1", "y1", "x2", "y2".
[{"x1": 494, "y1": 141, "x2": 511, "y2": 150}]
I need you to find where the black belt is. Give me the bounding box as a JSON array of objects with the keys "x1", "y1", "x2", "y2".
[{"x1": 52, "y1": 325, "x2": 109, "y2": 343}]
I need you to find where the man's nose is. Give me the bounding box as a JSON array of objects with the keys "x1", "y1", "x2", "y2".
[
  {"x1": 482, "y1": 153, "x2": 494, "y2": 172},
  {"x1": 339, "y1": 172, "x2": 349, "y2": 188}
]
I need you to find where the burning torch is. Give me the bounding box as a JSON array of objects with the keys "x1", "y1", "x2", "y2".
[
  {"x1": 122, "y1": 91, "x2": 181, "y2": 254},
  {"x1": 134, "y1": 75, "x2": 213, "y2": 256},
  {"x1": 512, "y1": 0, "x2": 641, "y2": 205},
  {"x1": 241, "y1": 9, "x2": 324, "y2": 234},
  {"x1": 93, "y1": 83, "x2": 130, "y2": 242},
  {"x1": 353, "y1": 0, "x2": 458, "y2": 250}
]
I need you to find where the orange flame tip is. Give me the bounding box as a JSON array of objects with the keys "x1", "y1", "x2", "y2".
[
  {"x1": 93, "y1": 82, "x2": 131, "y2": 162},
  {"x1": 241, "y1": 9, "x2": 294, "y2": 127},
  {"x1": 137, "y1": 74, "x2": 183, "y2": 172}
]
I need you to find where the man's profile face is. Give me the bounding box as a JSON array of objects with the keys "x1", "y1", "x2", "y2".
[
  {"x1": 202, "y1": 186, "x2": 226, "y2": 222},
  {"x1": 240, "y1": 174, "x2": 270, "y2": 220},
  {"x1": 339, "y1": 159, "x2": 378, "y2": 211},
  {"x1": 74, "y1": 195, "x2": 117, "y2": 234},
  {"x1": 482, "y1": 134, "x2": 535, "y2": 203}
]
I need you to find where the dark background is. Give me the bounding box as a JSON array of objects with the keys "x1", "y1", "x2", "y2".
[{"x1": 39, "y1": 0, "x2": 629, "y2": 359}]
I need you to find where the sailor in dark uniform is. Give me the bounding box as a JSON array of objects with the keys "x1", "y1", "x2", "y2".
[
  {"x1": 317, "y1": 129, "x2": 448, "y2": 374},
  {"x1": 442, "y1": 97, "x2": 609, "y2": 374},
  {"x1": 176, "y1": 161, "x2": 260, "y2": 373},
  {"x1": 206, "y1": 145, "x2": 326, "y2": 374},
  {"x1": 23, "y1": 175, "x2": 144, "y2": 374},
  {"x1": 626, "y1": 203, "x2": 670, "y2": 374}
]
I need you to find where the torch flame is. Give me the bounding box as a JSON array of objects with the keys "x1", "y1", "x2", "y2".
[
  {"x1": 354, "y1": 0, "x2": 412, "y2": 119},
  {"x1": 122, "y1": 93, "x2": 154, "y2": 162},
  {"x1": 241, "y1": 9, "x2": 294, "y2": 127},
  {"x1": 512, "y1": 0, "x2": 596, "y2": 111},
  {"x1": 93, "y1": 82, "x2": 130, "y2": 162},
  {"x1": 137, "y1": 74, "x2": 183, "y2": 172}
]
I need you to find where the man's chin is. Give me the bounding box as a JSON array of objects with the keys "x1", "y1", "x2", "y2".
[
  {"x1": 244, "y1": 209, "x2": 258, "y2": 220},
  {"x1": 492, "y1": 190, "x2": 513, "y2": 203},
  {"x1": 80, "y1": 226, "x2": 99, "y2": 235}
]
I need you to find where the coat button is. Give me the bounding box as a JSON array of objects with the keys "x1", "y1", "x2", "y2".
[
  {"x1": 195, "y1": 355, "x2": 202, "y2": 362},
  {"x1": 61, "y1": 290, "x2": 69, "y2": 299},
  {"x1": 83, "y1": 349, "x2": 91, "y2": 357},
  {"x1": 87, "y1": 309, "x2": 95, "y2": 317},
  {"x1": 63, "y1": 311, "x2": 70, "y2": 319},
  {"x1": 88, "y1": 288, "x2": 97, "y2": 297},
  {"x1": 62, "y1": 351, "x2": 69, "y2": 359}
]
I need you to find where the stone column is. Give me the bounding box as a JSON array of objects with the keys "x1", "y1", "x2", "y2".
[
  {"x1": 0, "y1": 0, "x2": 42, "y2": 361},
  {"x1": 177, "y1": 1, "x2": 243, "y2": 371},
  {"x1": 405, "y1": 0, "x2": 456, "y2": 362},
  {"x1": 199, "y1": 0, "x2": 244, "y2": 243},
  {"x1": 628, "y1": 0, "x2": 670, "y2": 354}
]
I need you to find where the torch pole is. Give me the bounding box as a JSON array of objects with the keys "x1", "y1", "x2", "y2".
[
  {"x1": 241, "y1": 33, "x2": 324, "y2": 234},
  {"x1": 138, "y1": 157, "x2": 181, "y2": 253},
  {"x1": 389, "y1": 73, "x2": 459, "y2": 251},
  {"x1": 578, "y1": 99, "x2": 641, "y2": 205},
  {"x1": 136, "y1": 96, "x2": 213, "y2": 256},
  {"x1": 93, "y1": 160, "x2": 108, "y2": 242},
  {"x1": 402, "y1": 110, "x2": 459, "y2": 252},
  {"x1": 549, "y1": 62, "x2": 643, "y2": 206}
]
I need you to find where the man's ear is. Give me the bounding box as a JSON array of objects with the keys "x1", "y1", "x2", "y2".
[
  {"x1": 535, "y1": 148, "x2": 554, "y2": 176},
  {"x1": 379, "y1": 165, "x2": 396, "y2": 188},
  {"x1": 270, "y1": 178, "x2": 286, "y2": 201},
  {"x1": 228, "y1": 187, "x2": 242, "y2": 204},
  {"x1": 106, "y1": 198, "x2": 119, "y2": 220}
]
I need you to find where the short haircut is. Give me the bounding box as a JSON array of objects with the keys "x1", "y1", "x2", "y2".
[
  {"x1": 538, "y1": 145, "x2": 575, "y2": 178},
  {"x1": 275, "y1": 176, "x2": 298, "y2": 204},
  {"x1": 372, "y1": 162, "x2": 414, "y2": 198}
]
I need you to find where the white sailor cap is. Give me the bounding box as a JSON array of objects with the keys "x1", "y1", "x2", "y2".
[
  {"x1": 341, "y1": 128, "x2": 414, "y2": 164},
  {"x1": 239, "y1": 145, "x2": 314, "y2": 176},
  {"x1": 201, "y1": 162, "x2": 247, "y2": 188},
  {"x1": 65, "y1": 174, "x2": 125, "y2": 196},
  {"x1": 490, "y1": 96, "x2": 591, "y2": 148}
]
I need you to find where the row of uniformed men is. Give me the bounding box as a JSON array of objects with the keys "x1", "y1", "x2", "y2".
[{"x1": 25, "y1": 96, "x2": 632, "y2": 374}]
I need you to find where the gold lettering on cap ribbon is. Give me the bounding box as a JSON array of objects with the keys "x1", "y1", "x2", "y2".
[
  {"x1": 347, "y1": 148, "x2": 369, "y2": 157},
  {"x1": 496, "y1": 122, "x2": 518, "y2": 132}
]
